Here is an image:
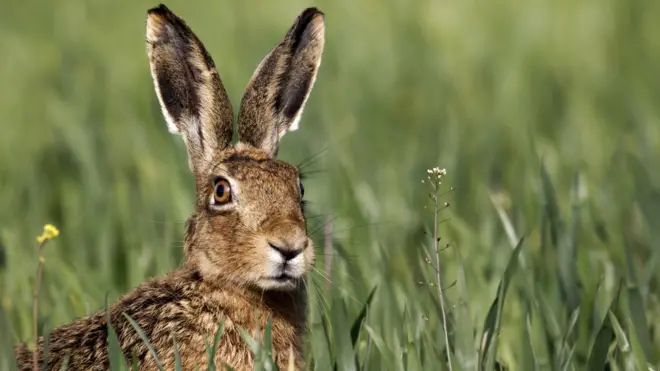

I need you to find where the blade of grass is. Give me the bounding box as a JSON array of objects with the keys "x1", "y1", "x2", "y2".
[
  {"x1": 452, "y1": 243, "x2": 477, "y2": 371},
  {"x1": 540, "y1": 161, "x2": 560, "y2": 248},
  {"x1": 350, "y1": 285, "x2": 377, "y2": 348},
  {"x1": 105, "y1": 293, "x2": 124, "y2": 371},
  {"x1": 576, "y1": 276, "x2": 604, "y2": 364},
  {"x1": 314, "y1": 311, "x2": 334, "y2": 368},
  {"x1": 122, "y1": 312, "x2": 165, "y2": 371},
  {"x1": 361, "y1": 318, "x2": 373, "y2": 371},
  {"x1": 624, "y1": 244, "x2": 656, "y2": 364},
  {"x1": 205, "y1": 320, "x2": 225, "y2": 371},
  {"x1": 0, "y1": 305, "x2": 19, "y2": 371},
  {"x1": 131, "y1": 351, "x2": 139, "y2": 371},
  {"x1": 586, "y1": 324, "x2": 613, "y2": 371},
  {"x1": 521, "y1": 309, "x2": 538, "y2": 371},
  {"x1": 560, "y1": 344, "x2": 577, "y2": 371},
  {"x1": 236, "y1": 325, "x2": 259, "y2": 354},
  {"x1": 478, "y1": 237, "x2": 525, "y2": 371},
  {"x1": 607, "y1": 311, "x2": 630, "y2": 353},
  {"x1": 332, "y1": 293, "x2": 357, "y2": 371},
  {"x1": 556, "y1": 307, "x2": 580, "y2": 366},
  {"x1": 41, "y1": 328, "x2": 52, "y2": 371},
  {"x1": 625, "y1": 317, "x2": 649, "y2": 371},
  {"x1": 58, "y1": 355, "x2": 70, "y2": 371},
  {"x1": 172, "y1": 333, "x2": 182, "y2": 371},
  {"x1": 363, "y1": 324, "x2": 396, "y2": 366},
  {"x1": 557, "y1": 172, "x2": 581, "y2": 313},
  {"x1": 586, "y1": 280, "x2": 622, "y2": 371},
  {"x1": 260, "y1": 316, "x2": 274, "y2": 367}
]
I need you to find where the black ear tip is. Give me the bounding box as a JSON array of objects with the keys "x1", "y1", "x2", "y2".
[
  {"x1": 147, "y1": 3, "x2": 172, "y2": 16},
  {"x1": 298, "y1": 7, "x2": 325, "y2": 23},
  {"x1": 302, "y1": 7, "x2": 324, "y2": 15},
  {"x1": 147, "y1": 3, "x2": 190, "y2": 34},
  {"x1": 290, "y1": 7, "x2": 325, "y2": 44}
]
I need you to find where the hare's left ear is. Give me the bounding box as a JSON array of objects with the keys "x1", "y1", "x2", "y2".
[
  {"x1": 236, "y1": 8, "x2": 325, "y2": 157},
  {"x1": 146, "y1": 4, "x2": 235, "y2": 172}
]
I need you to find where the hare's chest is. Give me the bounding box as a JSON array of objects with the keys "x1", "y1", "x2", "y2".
[{"x1": 205, "y1": 312, "x2": 303, "y2": 370}]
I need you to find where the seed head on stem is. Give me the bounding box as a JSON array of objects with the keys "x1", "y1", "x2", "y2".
[{"x1": 421, "y1": 167, "x2": 454, "y2": 370}]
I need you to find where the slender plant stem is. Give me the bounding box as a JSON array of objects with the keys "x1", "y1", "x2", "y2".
[
  {"x1": 433, "y1": 183, "x2": 453, "y2": 371},
  {"x1": 323, "y1": 213, "x2": 333, "y2": 289},
  {"x1": 33, "y1": 241, "x2": 46, "y2": 371}
]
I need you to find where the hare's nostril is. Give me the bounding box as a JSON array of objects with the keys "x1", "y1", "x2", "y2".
[{"x1": 269, "y1": 242, "x2": 303, "y2": 261}]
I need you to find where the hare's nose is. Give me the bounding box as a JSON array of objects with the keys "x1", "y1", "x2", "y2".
[{"x1": 268, "y1": 240, "x2": 306, "y2": 261}]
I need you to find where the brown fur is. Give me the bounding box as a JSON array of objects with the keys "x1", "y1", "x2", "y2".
[{"x1": 14, "y1": 3, "x2": 325, "y2": 370}]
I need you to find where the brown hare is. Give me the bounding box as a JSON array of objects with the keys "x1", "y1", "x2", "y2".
[{"x1": 14, "y1": 3, "x2": 325, "y2": 370}]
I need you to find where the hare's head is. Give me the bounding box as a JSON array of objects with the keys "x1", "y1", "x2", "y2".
[{"x1": 145, "y1": 4, "x2": 324, "y2": 291}]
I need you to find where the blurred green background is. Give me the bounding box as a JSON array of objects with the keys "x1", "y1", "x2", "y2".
[{"x1": 2, "y1": 0, "x2": 660, "y2": 369}]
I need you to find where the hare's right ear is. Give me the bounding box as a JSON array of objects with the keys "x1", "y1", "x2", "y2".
[
  {"x1": 236, "y1": 8, "x2": 325, "y2": 157},
  {"x1": 146, "y1": 4, "x2": 234, "y2": 172}
]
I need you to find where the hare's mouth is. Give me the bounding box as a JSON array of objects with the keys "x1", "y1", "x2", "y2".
[
  {"x1": 271, "y1": 273, "x2": 294, "y2": 282},
  {"x1": 257, "y1": 273, "x2": 300, "y2": 291}
]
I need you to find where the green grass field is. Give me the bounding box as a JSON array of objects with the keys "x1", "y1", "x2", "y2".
[{"x1": 2, "y1": 0, "x2": 660, "y2": 369}]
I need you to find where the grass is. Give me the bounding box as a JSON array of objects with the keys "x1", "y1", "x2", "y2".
[{"x1": 2, "y1": 0, "x2": 660, "y2": 369}]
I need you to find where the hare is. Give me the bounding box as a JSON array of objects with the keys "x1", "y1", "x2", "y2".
[{"x1": 14, "y1": 3, "x2": 325, "y2": 370}]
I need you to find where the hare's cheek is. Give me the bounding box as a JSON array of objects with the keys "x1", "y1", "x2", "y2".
[
  {"x1": 303, "y1": 240, "x2": 315, "y2": 264},
  {"x1": 305, "y1": 248, "x2": 316, "y2": 267}
]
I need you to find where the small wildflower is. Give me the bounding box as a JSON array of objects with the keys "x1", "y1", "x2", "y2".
[
  {"x1": 427, "y1": 167, "x2": 447, "y2": 176},
  {"x1": 32, "y1": 224, "x2": 60, "y2": 368},
  {"x1": 424, "y1": 167, "x2": 448, "y2": 189},
  {"x1": 36, "y1": 224, "x2": 60, "y2": 244}
]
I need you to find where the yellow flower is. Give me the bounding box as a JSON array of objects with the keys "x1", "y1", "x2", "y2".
[{"x1": 36, "y1": 224, "x2": 60, "y2": 244}]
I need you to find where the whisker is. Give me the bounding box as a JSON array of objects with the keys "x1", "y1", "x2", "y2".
[
  {"x1": 309, "y1": 220, "x2": 396, "y2": 237},
  {"x1": 298, "y1": 168, "x2": 326, "y2": 178},
  {"x1": 305, "y1": 213, "x2": 331, "y2": 220},
  {"x1": 307, "y1": 215, "x2": 341, "y2": 237},
  {"x1": 296, "y1": 145, "x2": 330, "y2": 170},
  {"x1": 307, "y1": 279, "x2": 330, "y2": 315}
]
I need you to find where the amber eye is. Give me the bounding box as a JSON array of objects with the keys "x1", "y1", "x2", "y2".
[{"x1": 211, "y1": 177, "x2": 232, "y2": 205}]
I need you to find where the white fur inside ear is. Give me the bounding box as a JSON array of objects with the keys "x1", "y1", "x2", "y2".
[
  {"x1": 150, "y1": 66, "x2": 181, "y2": 135},
  {"x1": 279, "y1": 113, "x2": 301, "y2": 140},
  {"x1": 279, "y1": 54, "x2": 322, "y2": 140},
  {"x1": 288, "y1": 115, "x2": 301, "y2": 132},
  {"x1": 163, "y1": 109, "x2": 181, "y2": 134},
  {"x1": 146, "y1": 20, "x2": 180, "y2": 135}
]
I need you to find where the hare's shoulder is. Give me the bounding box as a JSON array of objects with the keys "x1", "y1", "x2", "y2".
[
  {"x1": 13, "y1": 269, "x2": 215, "y2": 370},
  {"x1": 114, "y1": 270, "x2": 267, "y2": 369},
  {"x1": 110, "y1": 268, "x2": 225, "y2": 340}
]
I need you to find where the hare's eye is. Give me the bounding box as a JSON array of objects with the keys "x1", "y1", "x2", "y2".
[
  {"x1": 299, "y1": 181, "x2": 305, "y2": 198},
  {"x1": 212, "y1": 178, "x2": 232, "y2": 205}
]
